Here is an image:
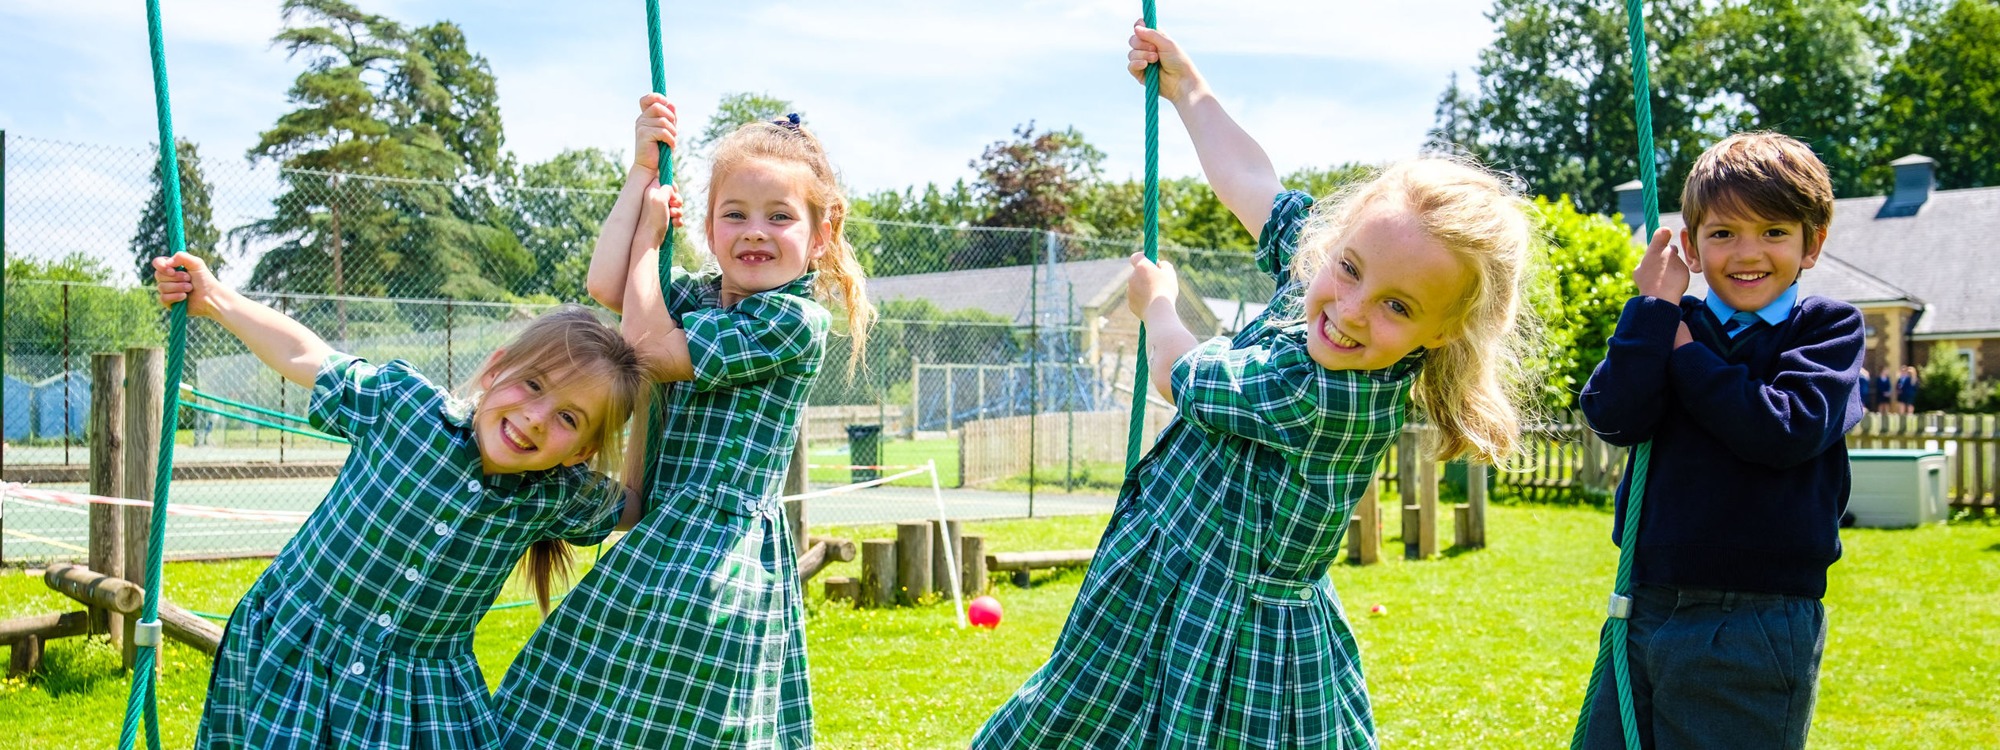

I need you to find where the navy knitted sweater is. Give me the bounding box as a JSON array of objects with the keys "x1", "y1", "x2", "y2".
[{"x1": 1580, "y1": 294, "x2": 1865, "y2": 598}]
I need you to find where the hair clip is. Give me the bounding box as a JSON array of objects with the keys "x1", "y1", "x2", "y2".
[{"x1": 772, "y1": 113, "x2": 802, "y2": 133}]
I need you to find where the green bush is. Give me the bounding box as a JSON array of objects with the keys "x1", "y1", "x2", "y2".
[{"x1": 1915, "y1": 342, "x2": 1971, "y2": 412}]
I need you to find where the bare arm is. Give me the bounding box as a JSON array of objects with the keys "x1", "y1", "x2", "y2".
[
  {"x1": 623, "y1": 187, "x2": 697, "y2": 384},
  {"x1": 588, "y1": 93, "x2": 682, "y2": 312},
  {"x1": 1129, "y1": 23, "x2": 1283, "y2": 235},
  {"x1": 152, "y1": 253, "x2": 332, "y2": 388},
  {"x1": 1126, "y1": 254, "x2": 1199, "y2": 404}
]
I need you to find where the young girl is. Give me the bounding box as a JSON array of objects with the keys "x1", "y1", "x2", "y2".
[
  {"x1": 973, "y1": 25, "x2": 1538, "y2": 749},
  {"x1": 492, "y1": 95, "x2": 873, "y2": 749},
  {"x1": 151, "y1": 254, "x2": 647, "y2": 749}
]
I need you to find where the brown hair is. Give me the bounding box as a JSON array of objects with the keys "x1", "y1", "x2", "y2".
[
  {"x1": 1290, "y1": 157, "x2": 1542, "y2": 463},
  {"x1": 464, "y1": 305, "x2": 646, "y2": 615},
  {"x1": 1682, "y1": 132, "x2": 1834, "y2": 243},
  {"x1": 708, "y1": 118, "x2": 876, "y2": 368}
]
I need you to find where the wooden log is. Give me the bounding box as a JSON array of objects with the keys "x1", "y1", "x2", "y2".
[
  {"x1": 985, "y1": 550, "x2": 1095, "y2": 571},
  {"x1": 796, "y1": 542, "x2": 833, "y2": 584},
  {"x1": 1397, "y1": 429, "x2": 1419, "y2": 547},
  {"x1": 158, "y1": 600, "x2": 223, "y2": 656},
  {"x1": 930, "y1": 519, "x2": 963, "y2": 595},
  {"x1": 895, "y1": 521, "x2": 933, "y2": 605},
  {"x1": 122, "y1": 346, "x2": 165, "y2": 671},
  {"x1": 1347, "y1": 481, "x2": 1381, "y2": 565},
  {"x1": 824, "y1": 576, "x2": 859, "y2": 604},
  {"x1": 1456, "y1": 463, "x2": 1488, "y2": 549},
  {"x1": 90, "y1": 352, "x2": 126, "y2": 649},
  {"x1": 860, "y1": 540, "x2": 896, "y2": 608},
  {"x1": 0, "y1": 611, "x2": 91, "y2": 644},
  {"x1": 960, "y1": 534, "x2": 988, "y2": 597},
  {"x1": 809, "y1": 536, "x2": 857, "y2": 563},
  {"x1": 44, "y1": 563, "x2": 144, "y2": 613}
]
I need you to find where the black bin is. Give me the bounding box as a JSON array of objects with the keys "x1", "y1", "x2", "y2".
[{"x1": 845, "y1": 424, "x2": 883, "y2": 483}]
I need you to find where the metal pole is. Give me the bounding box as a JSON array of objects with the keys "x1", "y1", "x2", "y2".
[
  {"x1": 63, "y1": 284, "x2": 72, "y2": 464},
  {"x1": 1029, "y1": 236, "x2": 1040, "y2": 517}
]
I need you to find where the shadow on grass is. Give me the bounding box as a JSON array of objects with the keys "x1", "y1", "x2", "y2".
[{"x1": 19, "y1": 636, "x2": 123, "y2": 698}]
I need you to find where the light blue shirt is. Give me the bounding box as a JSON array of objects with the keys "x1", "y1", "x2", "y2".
[{"x1": 1706, "y1": 283, "x2": 1799, "y2": 338}]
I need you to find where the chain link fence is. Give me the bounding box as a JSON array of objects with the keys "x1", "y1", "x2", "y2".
[{"x1": 2, "y1": 132, "x2": 1265, "y2": 564}]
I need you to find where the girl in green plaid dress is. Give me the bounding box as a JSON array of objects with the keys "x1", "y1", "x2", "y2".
[
  {"x1": 492, "y1": 98, "x2": 874, "y2": 750},
  {"x1": 974, "y1": 26, "x2": 1541, "y2": 750},
  {"x1": 152, "y1": 254, "x2": 649, "y2": 750}
]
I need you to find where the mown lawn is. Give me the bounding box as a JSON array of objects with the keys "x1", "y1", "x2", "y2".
[{"x1": 3, "y1": 506, "x2": 1995, "y2": 749}]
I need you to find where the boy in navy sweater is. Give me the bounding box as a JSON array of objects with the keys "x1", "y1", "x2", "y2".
[{"x1": 1576, "y1": 132, "x2": 1864, "y2": 750}]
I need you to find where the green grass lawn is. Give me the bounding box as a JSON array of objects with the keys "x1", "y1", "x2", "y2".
[
  {"x1": 807, "y1": 437, "x2": 961, "y2": 488},
  {"x1": 4, "y1": 506, "x2": 1995, "y2": 749}
]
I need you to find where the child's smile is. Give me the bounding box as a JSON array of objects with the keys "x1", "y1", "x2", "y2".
[
  {"x1": 1686, "y1": 205, "x2": 1823, "y2": 314},
  {"x1": 709, "y1": 157, "x2": 829, "y2": 307},
  {"x1": 473, "y1": 368, "x2": 605, "y2": 474}
]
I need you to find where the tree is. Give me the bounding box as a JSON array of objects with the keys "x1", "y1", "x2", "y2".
[
  {"x1": 4, "y1": 255, "x2": 166, "y2": 375},
  {"x1": 1873, "y1": 0, "x2": 2000, "y2": 190},
  {"x1": 1691, "y1": 0, "x2": 1889, "y2": 197},
  {"x1": 1440, "y1": 0, "x2": 1705, "y2": 214},
  {"x1": 850, "y1": 180, "x2": 984, "y2": 276},
  {"x1": 1916, "y1": 342, "x2": 1971, "y2": 412},
  {"x1": 1526, "y1": 197, "x2": 1643, "y2": 411},
  {"x1": 696, "y1": 92, "x2": 801, "y2": 154},
  {"x1": 240, "y1": 0, "x2": 522, "y2": 309},
  {"x1": 130, "y1": 138, "x2": 223, "y2": 284},
  {"x1": 971, "y1": 122, "x2": 1105, "y2": 238}
]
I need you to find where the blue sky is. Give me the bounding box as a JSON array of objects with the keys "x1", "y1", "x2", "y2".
[{"x1": 2, "y1": 0, "x2": 1495, "y2": 191}]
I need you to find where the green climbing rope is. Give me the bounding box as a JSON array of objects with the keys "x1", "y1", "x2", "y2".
[
  {"x1": 1125, "y1": 0, "x2": 1162, "y2": 472},
  {"x1": 179, "y1": 401, "x2": 348, "y2": 444},
  {"x1": 180, "y1": 383, "x2": 311, "y2": 425},
  {"x1": 122, "y1": 2, "x2": 192, "y2": 748},
  {"x1": 639, "y1": 0, "x2": 677, "y2": 497},
  {"x1": 1570, "y1": 2, "x2": 1663, "y2": 749}
]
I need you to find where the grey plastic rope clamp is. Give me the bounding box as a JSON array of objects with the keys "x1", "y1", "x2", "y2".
[
  {"x1": 1607, "y1": 593, "x2": 1633, "y2": 620},
  {"x1": 134, "y1": 620, "x2": 163, "y2": 648}
]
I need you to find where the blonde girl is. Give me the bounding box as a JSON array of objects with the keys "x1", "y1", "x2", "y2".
[
  {"x1": 492, "y1": 95, "x2": 872, "y2": 750},
  {"x1": 153, "y1": 253, "x2": 646, "y2": 749},
  {"x1": 973, "y1": 25, "x2": 1537, "y2": 749}
]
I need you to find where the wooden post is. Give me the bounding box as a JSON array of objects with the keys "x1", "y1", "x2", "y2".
[
  {"x1": 783, "y1": 431, "x2": 808, "y2": 556},
  {"x1": 121, "y1": 347, "x2": 163, "y2": 671},
  {"x1": 860, "y1": 539, "x2": 896, "y2": 608},
  {"x1": 89, "y1": 353, "x2": 125, "y2": 645},
  {"x1": 895, "y1": 521, "x2": 933, "y2": 605},
  {"x1": 931, "y1": 519, "x2": 963, "y2": 593},
  {"x1": 1455, "y1": 463, "x2": 1488, "y2": 549},
  {"x1": 960, "y1": 534, "x2": 988, "y2": 597},
  {"x1": 1416, "y1": 449, "x2": 1439, "y2": 559},
  {"x1": 825, "y1": 577, "x2": 859, "y2": 605},
  {"x1": 1397, "y1": 429, "x2": 1419, "y2": 545},
  {"x1": 9, "y1": 635, "x2": 42, "y2": 677},
  {"x1": 1347, "y1": 481, "x2": 1381, "y2": 565}
]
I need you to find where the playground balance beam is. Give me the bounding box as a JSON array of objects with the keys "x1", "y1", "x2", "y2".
[
  {"x1": 797, "y1": 536, "x2": 857, "y2": 584},
  {"x1": 987, "y1": 549, "x2": 1095, "y2": 588},
  {"x1": 43, "y1": 564, "x2": 223, "y2": 656}
]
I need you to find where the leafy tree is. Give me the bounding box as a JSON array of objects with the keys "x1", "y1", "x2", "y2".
[
  {"x1": 1915, "y1": 342, "x2": 1972, "y2": 412},
  {"x1": 3, "y1": 255, "x2": 166, "y2": 378},
  {"x1": 1873, "y1": 0, "x2": 2000, "y2": 190},
  {"x1": 696, "y1": 92, "x2": 801, "y2": 154},
  {"x1": 971, "y1": 122, "x2": 1105, "y2": 239},
  {"x1": 1526, "y1": 197, "x2": 1643, "y2": 411},
  {"x1": 130, "y1": 138, "x2": 222, "y2": 284},
  {"x1": 850, "y1": 180, "x2": 986, "y2": 276}
]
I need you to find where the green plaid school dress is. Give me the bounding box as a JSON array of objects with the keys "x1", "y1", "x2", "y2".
[
  {"x1": 975, "y1": 191, "x2": 1420, "y2": 750},
  {"x1": 494, "y1": 270, "x2": 827, "y2": 750},
  {"x1": 197, "y1": 355, "x2": 625, "y2": 750}
]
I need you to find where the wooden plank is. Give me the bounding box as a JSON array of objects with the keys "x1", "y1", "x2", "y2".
[
  {"x1": 986, "y1": 550, "x2": 1095, "y2": 571},
  {"x1": 784, "y1": 432, "x2": 808, "y2": 555},
  {"x1": 0, "y1": 611, "x2": 90, "y2": 644},
  {"x1": 158, "y1": 600, "x2": 222, "y2": 656},
  {"x1": 1348, "y1": 481, "x2": 1381, "y2": 565},
  {"x1": 1456, "y1": 463, "x2": 1488, "y2": 548},
  {"x1": 895, "y1": 522, "x2": 933, "y2": 605},
  {"x1": 89, "y1": 352, "x2": 125, "y2": 649},
  {"x1": 1397, "y1": 429, "x2": 1419, "y2": 544},
  {"x1": 808, "y1": 536, "x2": 856, "y2": 563},
  {"x1": 796, "y1": 542, "x2": 833, "y2": 584},
  {"x1": 8, "y1": 635, "x2": 42, "y2": 677},
  {"x1": 860, "y1": 540, "x2": 896, "y2": 608},
  {"x1": 121, "y1": 347, "x2": 164, "y2": 672},
  {"x1": 930, "y1": 520, "x2": 963, "y2": 593},
  {"x1": 1417, "y1": 452, "x2": 1439, "y2": 559}
]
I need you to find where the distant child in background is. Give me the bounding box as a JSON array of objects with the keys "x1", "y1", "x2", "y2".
[
  {"x1": 1576, "y1": 132, "x2": 1865, "y2": 749},
  {"x1": 1859, "y1": 367, "x2": 1874, "y2": 411},
  {"x1": 1875, "y1": 370, "x2": 1893, "y2": 413},
  {"x1": 492, "y1": 94, "x2": 874, "y2": 749},
  {"x1": 154, "y1": 253, "x2": 646, "y2": 749},
  {"x1": 973, "y1": 24, "x2": 1539, "y2": 749},
  {"x1": 1896, "y1": 365, "x2": 1920, "y2": 413}
]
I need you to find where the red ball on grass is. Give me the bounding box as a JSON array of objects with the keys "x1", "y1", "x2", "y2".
[{"x1": 968, "y1": 595, "x2": 1003, "y2": 628}]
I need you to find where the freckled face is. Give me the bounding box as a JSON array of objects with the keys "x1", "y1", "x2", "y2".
[{"x1": 1300, "y1": 205, "x2": 1472, "y2": 371}]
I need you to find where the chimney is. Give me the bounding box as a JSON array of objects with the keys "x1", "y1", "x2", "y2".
[
  {"x1": 1877, "y1": 154, "x2": 1936, "y2": 219},
  {"x1": 1614, "y1": 180, "x2": 1645, "y2": 231}
]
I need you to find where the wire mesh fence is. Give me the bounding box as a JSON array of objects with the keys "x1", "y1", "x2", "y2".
[{"x1": 1, "y1": 132, "x2": 1270, "y2": 564}]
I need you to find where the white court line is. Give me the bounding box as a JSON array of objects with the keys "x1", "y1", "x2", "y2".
[{"x1": 3, "y1": 527, "x2": 89, "y2": 553}]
